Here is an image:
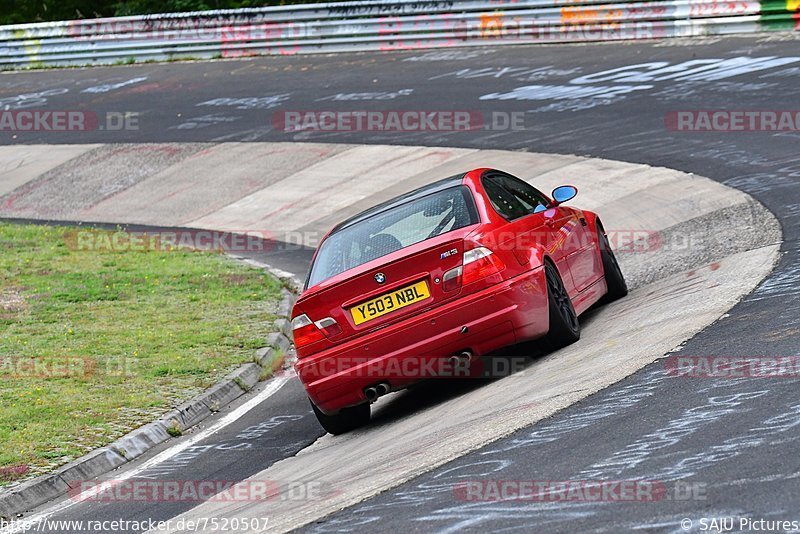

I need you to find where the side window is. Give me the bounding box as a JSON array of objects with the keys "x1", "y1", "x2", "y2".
[
  {"x1": 498, "y1": 175, "x2": 550, "y2": 215},
  {"x1": 482, "y1": 176, "x2": 529, "y2": 221}
]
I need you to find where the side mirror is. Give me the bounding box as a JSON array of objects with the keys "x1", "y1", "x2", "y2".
[{"x1": 550, "y1": 185, "x2": 578, "y2": 206}]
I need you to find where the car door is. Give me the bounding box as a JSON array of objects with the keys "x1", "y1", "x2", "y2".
[
  {"x1": 482, "y1": 172, "x2": 578, "y2": 296},
  {"x1": 559, "y1": 206, "x2": 602, "y2": 292},
  {"x1": 500, "y1": 173, "x2": 601, "y2": 293}
]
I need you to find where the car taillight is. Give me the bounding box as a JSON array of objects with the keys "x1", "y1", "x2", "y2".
[
  {"x1": 292, "y1": 313, "x2": 325, "y2": 348},
  {"x1": 315, "y1": 316, "x2": 342, "y2": 338},
  {"x1": 462, "y1": 246, "x2": 505, "y2": 285},
  {"x1": 442, "y1": 265, "x2": 463, "y2": 292}
]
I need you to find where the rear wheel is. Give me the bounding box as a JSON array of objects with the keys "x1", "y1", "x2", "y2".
[
  {"x1": 599, "y1": 230, "x2": 628, "y2": 303},
  {"x1": 310, "y1": 399, "x2": 370, "y2": 435},
  {"x1": 541, "y1": 262, "x2": 580, "y2": 351}
]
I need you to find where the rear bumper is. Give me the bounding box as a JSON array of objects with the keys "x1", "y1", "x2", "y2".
[{"x1": 294, "y1": 266, "x2": 547, "y2": 414}]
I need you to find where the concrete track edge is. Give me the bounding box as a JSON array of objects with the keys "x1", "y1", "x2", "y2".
[{"x1": 0, "y1": 142, "x2": 783, "y2": 529}]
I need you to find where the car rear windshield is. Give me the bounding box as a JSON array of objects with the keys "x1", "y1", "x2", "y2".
[{"x1": 307, "y1": 185, "x2": 478, "y2": 288}]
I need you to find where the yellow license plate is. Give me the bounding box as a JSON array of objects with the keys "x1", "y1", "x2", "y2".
[{"x1": 350, "y1": 280, "x2": 430, "y2": 325}]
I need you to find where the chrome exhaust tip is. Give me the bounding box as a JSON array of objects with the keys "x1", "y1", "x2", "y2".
[
  {"x1": 364, "y1": 387, "x2": 378, "y2": 402},
  {"x1": 375, "y1": 382, "x2": 390, "y2": 396}
]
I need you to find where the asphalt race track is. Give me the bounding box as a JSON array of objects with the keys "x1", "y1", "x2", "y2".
[{"x1": 2, "y1": 32, "x2": 800, "y2": 533}]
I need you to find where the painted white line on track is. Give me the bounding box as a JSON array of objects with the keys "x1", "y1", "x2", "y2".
[{"x1": 0, "y1": 374, "x2": 292, "y2": 534}]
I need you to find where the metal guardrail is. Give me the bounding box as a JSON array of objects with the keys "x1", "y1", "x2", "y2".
[{"x1": 0, "y1": 0, "x2": 797, "y2": 69}]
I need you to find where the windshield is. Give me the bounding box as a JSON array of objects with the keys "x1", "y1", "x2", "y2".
[{"x1": 307, "y1": 185, "x2": 478, "y2": 287}]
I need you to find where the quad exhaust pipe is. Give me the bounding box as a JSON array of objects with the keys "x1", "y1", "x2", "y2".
[{"x1": 364, "y1": 382, "x2": 391, "y2": 402}]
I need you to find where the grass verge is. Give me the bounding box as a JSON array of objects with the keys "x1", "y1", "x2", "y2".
[{"x1": 0, "y1": 223, "x2": 282, "y2": 484}]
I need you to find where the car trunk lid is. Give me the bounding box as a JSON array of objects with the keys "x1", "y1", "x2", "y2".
[{"x1": 297, "y1": 230, "x2": 472, "y2": 342}]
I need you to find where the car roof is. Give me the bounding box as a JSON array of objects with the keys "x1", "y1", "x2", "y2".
[{"x1": 330, "y1": 172, "x2": 467, "y2": 234}]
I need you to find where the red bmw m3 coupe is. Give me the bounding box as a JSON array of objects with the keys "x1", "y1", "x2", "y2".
[{"x1": 292, "y1": 168, "x2": 627, "y2": 434}]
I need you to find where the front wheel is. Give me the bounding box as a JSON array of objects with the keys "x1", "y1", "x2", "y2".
[
  {"x1": 541, "y1": 262, "x2": 580, "y2": 351},
  {"x1": 310, "y1": 399, "x2": 370, "y2": 435},
  {"x1": 599, "y1": 230, "x2": 628, "y2": 304}
]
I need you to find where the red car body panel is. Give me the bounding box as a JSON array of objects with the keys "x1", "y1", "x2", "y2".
[{"x1": 293, "y1": 168, "x2": 610, "y2": 414}]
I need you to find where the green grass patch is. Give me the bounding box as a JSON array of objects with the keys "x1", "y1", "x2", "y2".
[{"x1": 0, "y1": 223, "x2": 282, "y2": 482}]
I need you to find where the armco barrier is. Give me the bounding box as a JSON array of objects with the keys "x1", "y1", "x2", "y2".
[{"x1": 0, "y1": 0, "x2": 798, "y2": 69}]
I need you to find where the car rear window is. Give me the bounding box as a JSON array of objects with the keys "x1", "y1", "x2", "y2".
[{"x1": 307, "y1": 186, "x2": 478, "y2": 287}]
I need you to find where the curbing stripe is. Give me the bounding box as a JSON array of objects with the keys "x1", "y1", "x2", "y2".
[
  {"x1": 0, "y1": 475, "x2": 71, "y2": 520},
  {"x1": 266, "y1": 332, "x2": 293, "y2": 356},
  {"x1": 109, "y1": 422, "x2": 172, "y2": 462},
  {"x1": 195, "y1": 379, "x2": 249, "y2": 414},
  {"x1": 157, "y1": 400, "x2": 214, "y2": 435},
  {"x1": 227, "y1": 363, "x2": 263, "y2": 393},
  {"x1": 55, "y1": 448, "x2": 127, "y2": 488}
]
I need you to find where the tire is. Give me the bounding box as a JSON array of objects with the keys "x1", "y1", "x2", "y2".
[
  {"x1": 541, "y1": 261, "x2": 580, "y2": 351},
  {"x1": 310, "y1": 399, "x2": 370, "y2": 435},
  {"x1": 598, "y1": 230, "x2": 628, "y2": 304}
]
